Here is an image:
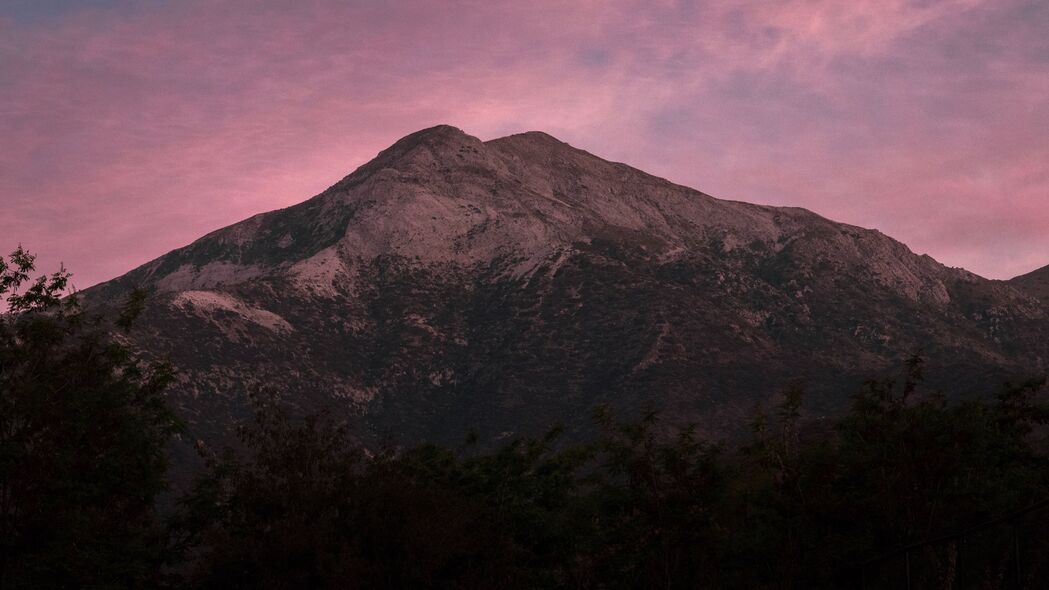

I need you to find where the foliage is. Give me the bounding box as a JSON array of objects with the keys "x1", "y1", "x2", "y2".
[
  {"x1": 588, "y1": 407, "x2": 726, "y2": 588},
  {"x1": 727, "y1": 359, "x2": 1049, "y2": 588},
  {"x1": 179, "y1": 395, "x2": 592, "y2": 589},
  {"x1": 179, "y1": 358, "x2": 1049, "y2": 589},
  {"x1": 0, "y1": 247, "x2": 181, "y2": 589}
]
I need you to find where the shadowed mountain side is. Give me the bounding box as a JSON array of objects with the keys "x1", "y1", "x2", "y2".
[
  {"x1": 1011, "y1": 264, "x2": 1049, "y2": 304},
  {"x1": 83, "y1": 125, "x2": 1049, "y2": 451}
]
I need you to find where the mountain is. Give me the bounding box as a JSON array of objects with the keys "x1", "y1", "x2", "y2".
[
  {"x1": 84, "y1": 125, "x2": 1049, "y2": 449},
  {"x1": 1011, "y1": 265, "x2": 1049, "y2": 304}
]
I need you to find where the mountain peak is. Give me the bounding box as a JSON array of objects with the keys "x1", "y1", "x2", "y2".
[
  {"x1": 399, "y1": 124, "x2": 471, "y2": 144},
  {"x1": 1011, "y1": 264, "x2": 1049, "y2": 282},
  {"x1": 486, "y1": 129, "x2": 579, "y2": 155},
  {"x1": 83, "y1": 124, "x2": 1049, "y2": 458},
  {"x1": 489, "y1": 130, "x2": 563, "y2": 143},
  {"x1": 1010, "y1": 264, "x2": 1049, "y2": 303},
  {"x1": 376, "y1": 124, "x2": 481, "y2": 157},
  {"x1": 335, "y1": 124, "x2": 489, "y2": 187},
  {"x1": 95, "y1": 124, "x2": 965, "y2": 299}
]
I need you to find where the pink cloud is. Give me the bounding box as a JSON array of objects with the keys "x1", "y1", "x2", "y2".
[{"x1": 1, "y1": 0, "x2": 1047, "y2": 289}]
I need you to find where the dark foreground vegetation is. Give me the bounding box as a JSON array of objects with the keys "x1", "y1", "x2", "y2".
[{"x1": 3, "y1": 249, "x2": 1049, "y2": 589}]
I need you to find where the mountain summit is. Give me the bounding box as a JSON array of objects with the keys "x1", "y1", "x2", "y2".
[{"x1": 86, "y1": 125, "x2": 1049, "y2": 446}]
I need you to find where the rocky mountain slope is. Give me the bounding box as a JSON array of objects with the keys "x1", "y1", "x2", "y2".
[
  {"x1": 1011, "y1": 265, "x2": 1049, "y2": 303},
  {"x1": 85, "y1": 125, "x2": 1049, "y2": 448}
]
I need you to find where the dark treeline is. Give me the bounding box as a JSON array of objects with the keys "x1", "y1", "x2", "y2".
[{"x1": 3, "y1": 249, "x2": 1049, "y2": 589}]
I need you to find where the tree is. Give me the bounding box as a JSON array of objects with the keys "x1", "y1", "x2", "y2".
[
  {"x1": 0, "y1": 246, "x2": 181, "y2": 589},
  {"x1": 180, "y1": 393, "x2": 594, "y2": 589},
  {"x1": 729, "y1": 357, "x2": 1049, "y2": 588},
  {"x1": 589, "y1": 406, "x2": 727, "y2": 589},
  {"x1": 176, "y1": 359, "x2": 1049, "y2": 589}
]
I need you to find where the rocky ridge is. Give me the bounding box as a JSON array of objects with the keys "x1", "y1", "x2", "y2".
[{"x1": 85, "y1": 125, "x2": 1049, "y2": 448}]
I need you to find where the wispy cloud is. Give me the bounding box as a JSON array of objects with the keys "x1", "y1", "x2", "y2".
[{"x1": 1, "y1": 0, "x2": 1046, "y2": 286}]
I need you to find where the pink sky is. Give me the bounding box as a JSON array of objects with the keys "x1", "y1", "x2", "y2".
[{"x1": 2, "y1": 0, "x2": 1047, "y2": 288}]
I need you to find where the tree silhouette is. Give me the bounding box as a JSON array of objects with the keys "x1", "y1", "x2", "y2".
[{"x1": 0, "y1": 247, "x2": 181, "y2": 589}]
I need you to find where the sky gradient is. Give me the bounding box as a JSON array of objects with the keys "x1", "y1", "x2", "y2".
[{"x1": 2, "y1": 0, "x2": 1047, "y2": 289}]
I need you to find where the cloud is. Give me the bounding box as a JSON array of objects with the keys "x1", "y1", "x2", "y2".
[{"x1": 1, "y1": 0, "x2": 1046, "y2": 287}]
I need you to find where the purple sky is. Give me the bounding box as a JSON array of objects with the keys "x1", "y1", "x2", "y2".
[{"x1": 2, "y1": 0, "x2": 1047, "y2": 289}]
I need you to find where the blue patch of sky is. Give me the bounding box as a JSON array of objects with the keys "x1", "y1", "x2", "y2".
[{"x1": 1, "y1": 0, "x2": 163, "y2": 25}]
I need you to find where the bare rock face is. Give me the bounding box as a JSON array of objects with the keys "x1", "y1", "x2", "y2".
[{"x1": 85, "y1": 125, "x2": 1049, "y2": 448}]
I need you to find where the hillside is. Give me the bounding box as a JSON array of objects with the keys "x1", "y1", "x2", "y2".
[{"x1": 1011, "y1": 265, "x2": 1049, "y2": 304}]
